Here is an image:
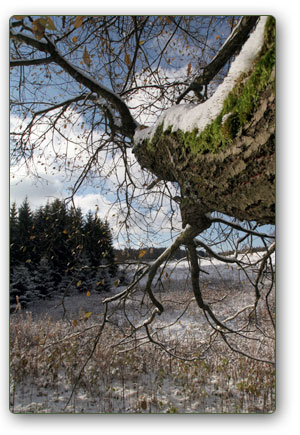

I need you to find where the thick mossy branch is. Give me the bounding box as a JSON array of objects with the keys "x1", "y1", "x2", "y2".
[
  {"x1": 133, "y1": 17, "x2": 275, "y2": 226},
  {"x1": 135, "y1": 17, "x2": 275, "y2": 158}
]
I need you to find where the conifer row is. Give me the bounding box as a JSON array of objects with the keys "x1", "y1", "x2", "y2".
[{"x1": 10, "y1": 198, "x2": 117, "y2": 311}]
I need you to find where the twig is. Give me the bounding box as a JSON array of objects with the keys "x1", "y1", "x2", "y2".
[
  {"x1": 219, "y1": 330, "x2": 275, "y2": 365},
  {"x1": 64, "y1": 303, "x2": 108, "y2": 410},
  {"x1": 176, "y1": 16, "x2": 259, "y2": 104}
]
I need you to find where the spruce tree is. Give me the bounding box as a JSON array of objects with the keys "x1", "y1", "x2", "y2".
[
  {"x1": 32, "y1": 205, "x2": 48, "y2": 261},
  {"x1": 83, "y1": 211, "x2": 99, "y2": 268},
  {"x1": 84, "y1": 213, "x2": 116, "y2": 269},
  {"x1": 17, "y1": 197, "x2": 35, "y2": 266},
  {"x1": 83, "y1": 212, "x2": 117, "y2": 292},
  {"x1": 31, "y1": 257, "x2": 56, "y2": 299},
  {"x1": 67, "y1": 205, "x2": 84, "y2": 269},
  {"x1": 45, "y1": 199, "x2": 71, "y2": 278},
  {"x1": 102, "y1": 220, "x2": 117, "y2": 277},
  {"x1": 10, "y1": 264, "x2": 34, "y2": 311},
  {"x1": 10, "y1": 202, "x2": 20, "y2": 270}
]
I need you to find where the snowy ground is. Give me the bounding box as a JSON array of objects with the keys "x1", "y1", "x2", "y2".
[
  {"x1": 23, "y1": 252, "x2": 273, "y2": 320},
  {"x1": 10, "y1": 253, "x2": 275, "y2": 413}
]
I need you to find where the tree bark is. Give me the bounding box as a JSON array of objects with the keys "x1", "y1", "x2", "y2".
[{"x1": 133, "y1": 17, "x2": 275, "y2": 226}]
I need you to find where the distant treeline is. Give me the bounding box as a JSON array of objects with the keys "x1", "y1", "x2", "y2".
[
  {"x1": 114, "y1": 247, "x2": 208, "y2": 262},
  {"x1": 114, "y1": 245, "x2": 268, "y2": 262},
  {"x1": 218, "y1": 246, "x2": 268, "y2": 257}
]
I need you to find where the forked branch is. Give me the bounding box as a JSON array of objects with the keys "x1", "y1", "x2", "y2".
[{"x1": 176, "y1": 16, "x2": 259, "y2": 104}]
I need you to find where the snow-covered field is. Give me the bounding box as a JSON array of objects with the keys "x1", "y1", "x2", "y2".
[
  {"x1": 22, "y1": 253, "x2": 273, "y2": 320},
  {"x1": 10, "y1": 253, "x2": 275, "y2": 413}
]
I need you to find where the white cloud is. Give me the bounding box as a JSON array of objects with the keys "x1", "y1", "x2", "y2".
[
  {"x1": 72, "y1": 192, "x2": 116, "y2": 219},
  {"x1": 10, "y1": 173, "x2": 66, "y2": 209}
]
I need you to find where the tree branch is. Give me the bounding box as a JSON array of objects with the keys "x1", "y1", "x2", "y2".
[
  {"x1": 176, "y1": 16, "x2": 259, "y2": 104},
  {"x1": 253, "y1": 242, "x2": 275, "y2": 303},
  {"x1": 210, "y1": 217, "x2": 275, "y2": 239},
  {"x1": 10, "y1": 30, "x2": 139, "y2": 138},
  {"x1": 142, "y1": 222, "x2": 211, "y2": 313},
  {"x1": 186, "y1": 240, "x2": 237, "y2": 333},
  {"x1": 10, "y1": 56, "x2": 53, "y2": 67},
  {"x1": 195, "y1": 239, "x2": 243, "y2": 265}
]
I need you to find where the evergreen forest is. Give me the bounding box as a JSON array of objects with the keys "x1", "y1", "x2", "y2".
[{"x1": 10, "y1": 198, "x2": 117, "y2": 312}]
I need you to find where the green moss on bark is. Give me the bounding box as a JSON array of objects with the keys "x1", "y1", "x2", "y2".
[{"x1": 138, "y1": 16, "x2": 275, "y2": 157}]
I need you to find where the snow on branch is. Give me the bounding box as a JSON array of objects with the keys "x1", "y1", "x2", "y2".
[
  {"x1": 176, "y1": 16, "x2": 259, "y2": 104},
  {"x1": 134, "y1": 16, "x2": 268, "y2": 144}
]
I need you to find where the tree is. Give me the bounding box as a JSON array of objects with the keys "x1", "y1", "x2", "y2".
[
  {"x1": 30, "y1": 257, "x2": 56, "y2": 300},
  {"x1": 83, "y1": 211, "x2": 116, "y2": 291},
  {"x1": 10, "y1": 202, "x2": 20, "y2": 269},
  {"x1": 10, "y1": 16, "x2": 275, "y2": 364},
  {"x1": 10, "y1": 264, "x2": 34, "y2": 311},
  {"x1": 16, "y1": 197, "x2": 36, "y2": 265}
]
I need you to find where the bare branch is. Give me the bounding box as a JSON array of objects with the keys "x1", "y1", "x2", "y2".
[
  {"x1": 10, "y1": 56, "x2": 53, "y2": 67},
  {"x1": 210, "y1": 217, "x2": 275, "y2": 239},
  {"x1": 176, "y1": 16, "x2": 259, "y2": 103},
  {"x1": 10, "y1": 29, "x2": 139, "y2": 138},
  {"x1": 195, "y1": 239, "x2": 243, "y2": 265}
]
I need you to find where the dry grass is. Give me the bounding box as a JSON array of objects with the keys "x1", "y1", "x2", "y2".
[{"x1": 10, "y1": 280, "x2": 275, "y2": 414}]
